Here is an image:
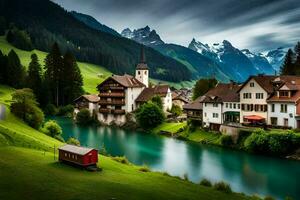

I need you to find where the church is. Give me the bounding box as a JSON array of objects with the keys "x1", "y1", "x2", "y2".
[{"x1": 95, "y1": 47, "x2": 172, "y2": 125}]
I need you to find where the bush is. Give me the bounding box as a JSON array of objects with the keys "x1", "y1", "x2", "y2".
[
  {"x1": 170, "y1": 104, "x2": 182, "y2": 117},
  {"x1": 44, "y1": 104, "x2": 58, "y2": 116},
  {"x1": 213, "y1": 181, "x2": 232, "y2": 193},
  {"x1": 54, "y1": 134, "x2": 65, "y2": 142},
  {"x1": 42, "y1": 120, "x2": 62, "y2": 137},
  {"x1": 135, "y1": 102, "x2": 165, "y2": 129},
  {"x1": 67, "y1": 137, "x2": 80, "y2": 146},
  {"x1": 139, "y1": 165, "x2": 150, "y2": 172},
  {"x1": 220, "y1": 135, "x2": 233, "y2": 146},
  {"x1": 76, "y1": 109, "x2": 93, "y2": 125},
  {"x1": 111, "y1": 156, "x2": 129, "y2": 165},
  {"x1": 199, "y1": 178, "x2": 212, "y2": 187},
  {"x1": 58, "y1": 104, "x2": 74, "y2": 116},
  {"x1": 151, "y1": 95, "x2": 163, "y2": 109}
]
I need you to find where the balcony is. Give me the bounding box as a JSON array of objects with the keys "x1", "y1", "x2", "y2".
[
  {"x1": 99, "y1": 100, "x2": 125, "y2": 105},
  {"x1": 99, "y1": 108, "x2": 111, "y2": 114},
  {"x1": 99, "y1": 93, "x2": 125, "y2": 97},
  {"x1": 100, "y1": 86, "x2": 124, "y2": 90},
  {"x1": 111, "y1": 109, "x2": 126, "y2": 115}
]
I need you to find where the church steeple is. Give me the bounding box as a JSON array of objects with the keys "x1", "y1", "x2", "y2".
[{"x1": 135, "y1": 45, "x2": 149, "y2": 87}]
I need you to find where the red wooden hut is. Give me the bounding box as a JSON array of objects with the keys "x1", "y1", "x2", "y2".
[{"x1": 58, "y1": 144, "x2": 98, "y2": 167}]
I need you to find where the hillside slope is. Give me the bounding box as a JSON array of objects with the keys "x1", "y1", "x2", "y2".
[{"x1": 0, "y1": 36, "x2": 111, "y2": 94}]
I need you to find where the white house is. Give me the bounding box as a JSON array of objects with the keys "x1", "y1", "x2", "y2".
[
  {"x1": 74, "y1": 95, "x2": 100, "y2": 117},
  {"x1": 202, "y1": 83, "x2": 240, "y2": 130},
  {"x1": 238, "y1": 75, "x2": 276, "y2": 124},
  {"x1": 267, "y1": 76, "x2": 300, "y2": 128}
]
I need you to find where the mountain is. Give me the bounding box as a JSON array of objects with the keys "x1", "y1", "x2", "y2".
[
  {"x1": 121, "y1": 26, "x2": 164, "y2": 46},
  {"x1": 70, "y1": 11, "x2": 120, "y2": 36},
  {"x1": 0, "y1": 0, "x2": 191, "y2": 82},
  {"x1": 189, "y1": 39, "x2": 259, "y2": 82},
  {"x1": 241, "y1": 49, "x2": 275, "y2": 75},
  {"x1": 264, "y1": 47, "x2": 287, "y2": 72}
]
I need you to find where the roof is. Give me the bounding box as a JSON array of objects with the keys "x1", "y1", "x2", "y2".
[
  {"x1": 98, "y1": 74, "x2": 145, "y2": 89},
  {"x1": 74, "y1": 94, "x2": 99, "y2": 103},
  {"x1": 136, "y1": 85, "x2": 170, "y2": 102},
  {"x1": 267, "y1": 76, "x2": 300, "y2": 103},
  {"x1": 58, "y1": 144, "x2": 95, "y2": 155},
  {"x1": 172, "y1": 92, "x2": 189, "y2": 103},
  {"x1": 202, "y1": 83, "x2": 240, "y2": 103},
  {"x1": 183, "y1": 96, "x2": 205, "y2": 110},
  {"x1": 237, "y1": 75, "x2": 277, "y2": 93}
]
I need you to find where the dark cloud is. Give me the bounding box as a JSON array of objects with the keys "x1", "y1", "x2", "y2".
[{"x1": 52, "y1": 0, "x2": 300, "y2": 51}]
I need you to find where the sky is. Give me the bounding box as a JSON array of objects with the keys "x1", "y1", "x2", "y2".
[{"x1": 52, "y1": 0, "x2": 300, "y2": 52}]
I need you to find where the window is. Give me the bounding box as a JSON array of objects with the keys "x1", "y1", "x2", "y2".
[
  {"x1": 238, "y1": 104, "x2": 240, "y2": 109},
  {"x1": 279, "y1": 91, "x2": 289, "y2": 97},
  {"x1": 213, "y1": 103, "x2": 218, "y2": 107},
  {"x1": 229, "y1": 103, "x2": 232, "y2": 108},
  {"x1": 270, "y1": 117, "x2": 277, "y2": 125},
  {"x1": 226, "y1": 103, "x2": 228, "y2": 108},
  {"x1": 138, "y1": 71, "x2": 141, "y2": 75},
  {"x1": 213, "y1": 113, "x2": 218, "y2": 118},
  {"x1": 64, "y1": 153, "x2": 67, "y2": 157},
  {"x1": 144, "y1": 71, "x2": 147, "y2": 75},
  {"x1": 204, "y1": 112, "x2": 207, "y2": 117},
  {"x1": 280, "y1": 104, "x2": 287, "y2": 113},
  {"x1": 250, "y1": 82, "x2": 255, "y2": 87},
  {"x1": 271, "y1": 104, "x2": 275, "y2": 112},
  {"x1": 256, "y1": 93, "x2": 264, "y2": 99},
  {"x1": 243, "y1": 93, "x2": 252, "y2": 99}
]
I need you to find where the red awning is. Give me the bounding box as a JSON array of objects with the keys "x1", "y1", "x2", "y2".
[{"x1": 244, "y1": 115, "x2": 265, "y2": 121}]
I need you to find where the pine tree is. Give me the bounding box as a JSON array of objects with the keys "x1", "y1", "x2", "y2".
[
  {"x1": 280, "y1": 49, "x2": 295, "y2": 75},
  {"x1": 0, "y1": 16, "x2": 6, "y2": 36},
  {"x1": 62, "y1": 51, "x2": 83, "y2": 105},
  {"x1": 6, "y1": 50, "x2": 26, "y2": 88},
  {"x1": 0, "y1": 50, "x2": 8, "y2": 84},
  {"x1": 44, "y1": 42, "x2": 63, "y2": 106},
  {"x1": 26, "y1": 53, "x2": 42, "y2": 102},
  {"x1": 294, "y1": 42, "x2": 300, "y2": 75}
]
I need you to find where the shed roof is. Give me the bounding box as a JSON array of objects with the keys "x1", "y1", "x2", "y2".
[
  {"x1": 136, "y1": 85, "x2": 170, "y2": 102},
  {"x1": 58, "y1": 144, "x2": 95, "y2": 155},
  {"x1": 202, "y1": 83, "x2": 240, "y2": 103},
  {"x1": 74, "y1": 94, "x2": 99, "y2": 103}
]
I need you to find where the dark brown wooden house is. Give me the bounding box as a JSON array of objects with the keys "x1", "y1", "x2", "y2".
[{"x1": 58, "y1": 144, "x2": 98, "y2": 167}]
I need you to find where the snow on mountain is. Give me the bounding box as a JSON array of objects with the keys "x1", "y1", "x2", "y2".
[
  {"x1": 263, "y1": 47, "x2": 287, "y2": 71},
  {"x1": 121, "y1": 26, "x2": 164, "y2": 46}
]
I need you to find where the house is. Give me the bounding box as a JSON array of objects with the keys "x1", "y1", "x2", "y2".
[
  {"x1": 202, "y1": 83, "x2": 240, "y2": 131},
  {"x1": 267, "y1": 76, "x2": 300, "y2": 128},
  {"x1": 136, "y1": 84, "x2": 172, "y2": 112},
  {"x1": 172, "y1": 91, "x2": 190, "y2": 109},
  {"x1": 74, "y1": 94, "x2": 100, "y2": 116},
  {"x1": 238, "y1": 75, "x2": 277, "y2": 125},
  {"x1": 58, "y1": 144, "x2": 98, "y2": 167},
  {"x1": 97, "y1": 74, "x2": 145, "y2": 125},
  {"x1": 183, "y1": 96, "x2": 204, "y2": 121}
]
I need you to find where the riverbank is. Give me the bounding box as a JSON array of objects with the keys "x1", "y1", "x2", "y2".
[{"x1": 152, "y1": 122, "x2": 300, "y2": 160}]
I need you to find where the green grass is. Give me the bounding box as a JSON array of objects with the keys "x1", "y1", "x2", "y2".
[
  {"x1": 0, "y1": 85, "x2": 254, "y2": 200},
  {"x1": 152, "y1": 122, "x2": 186, "y2": 134},
  {"x1": 0, "y1": 36, "x2": 111, "y2": 94},
  {"x1": 184, "y1": 128, "x2": 221, "y2": 144}
]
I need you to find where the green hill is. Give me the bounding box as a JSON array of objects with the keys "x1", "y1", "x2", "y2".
[
  {"x1": 0, "y1": 85, "x2": 254, "y2": 200},
  {"x1": 0, "y1": 36, "x2": 111, "y2": 94}
]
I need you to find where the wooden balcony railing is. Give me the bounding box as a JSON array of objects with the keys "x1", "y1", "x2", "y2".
[
  {"x1": 99, "y1": 93, "x2": 125, "y2": 97},
  {"x1": 111, "y1": 109, "x2": 126, "y2": 115},
  {"x1": 99, "y1": 100, "x2": 125, "y2": 105},
  {"x1": 99, "y1": 86, "x2": 125, "y2": 90},
  {"x1": 99, "y1": 108, "x2": 111, "y2": 113}
]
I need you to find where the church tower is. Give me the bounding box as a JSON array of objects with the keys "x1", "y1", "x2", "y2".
[{"x1": 135, "y1": 46, "x2": 149, "y2": 88}]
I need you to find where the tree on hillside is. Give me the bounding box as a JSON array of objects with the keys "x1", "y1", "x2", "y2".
[
  {"x1": 6, "y1": 50, "x2": 26, "y2": 88},
  {"x1": 0, "y1": 50, "x2": 8, "y2": 84},
  {"x1": 294, "y1": 42, "x2": 300, "y2": 74},
  {"x1": 62, "y1": 51, "x2": 83, "y2": 105},
  {"x1": 10, "y1": 88, "x2": 44, "y2": 129},
  {"x1": 135, "y1": 102, "x2": 165, "y2": 129},
  {"x1": 280, "y1": 49, "x2": 295, "y2": 75},
  {"x1": 44, "y1": 42, "x2": 63, "y2": 106},
  {"x1": 6, "y1": 27, "x2": 33, "y2": 51},
  {"x1": 193, "y1": 78, "x2": 218, "y2": 100},
  {"x1": 26, "y1": 54, "x2": 42, "y2": 102}
]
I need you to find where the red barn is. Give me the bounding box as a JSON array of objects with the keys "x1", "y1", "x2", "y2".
[{"x1": 58, "y1": 144, "x2": 98, "y2": 167}]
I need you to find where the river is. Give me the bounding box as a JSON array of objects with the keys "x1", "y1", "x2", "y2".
[{"x1": 53, "y1": 117, "x2": 300, "y2": 200}]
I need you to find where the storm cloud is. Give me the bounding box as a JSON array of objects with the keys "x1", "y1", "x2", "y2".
[{"x1": 52, "y1": 0, "x2": 300, "y2": 51}]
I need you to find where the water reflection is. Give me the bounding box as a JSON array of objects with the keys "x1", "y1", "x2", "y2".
[{"x1": 54, "y1": 117, "x2": 300, "y2": 200}]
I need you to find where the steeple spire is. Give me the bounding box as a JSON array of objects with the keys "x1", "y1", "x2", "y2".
[{"x1": 140, "y1": 45, "x2": 146, "y2": 63}]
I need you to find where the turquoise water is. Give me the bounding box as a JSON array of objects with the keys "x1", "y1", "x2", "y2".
[{"x1": 54, "y1": 117, "x2": 300, "y2": 200}]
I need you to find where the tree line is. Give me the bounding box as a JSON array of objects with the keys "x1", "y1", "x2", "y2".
[
  {"x1": 280, "y1": 42, "x2": 300, "y2": 75},
  {"x1": 0, "y1": 43, "x2": 83, "y2": 107}
]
